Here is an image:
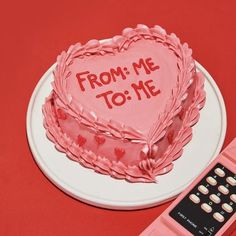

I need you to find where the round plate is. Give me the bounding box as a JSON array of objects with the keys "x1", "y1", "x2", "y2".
[{"x1": 26, "y1": 61, "x2": 226, "y2": 210}]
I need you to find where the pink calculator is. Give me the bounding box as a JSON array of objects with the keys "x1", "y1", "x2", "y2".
[{"x1": 140, "y1": 138, "x2": 236, "y2": 236}]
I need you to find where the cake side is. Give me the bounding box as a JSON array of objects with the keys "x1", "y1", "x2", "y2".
[{"x1": 43, "y1": 71, "x2": 205, "y2": 182}]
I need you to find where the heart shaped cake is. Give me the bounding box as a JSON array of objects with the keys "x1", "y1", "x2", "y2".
[{"x1": 43, "y1": 24, "x2": 206, "y2": 183}]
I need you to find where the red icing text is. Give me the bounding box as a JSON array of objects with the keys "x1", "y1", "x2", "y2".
[
  {"x1": 131, "y1": 80, "x2": 160, "y2": 100},
  {"x1": 76, "y1": 67, "x2": 126, "y2": 91},
  {"x1": 132, "y1": 58, "x2": 159, "y2": 75},
  {"x1": 75, "y1": 57, "x2": 161, "y2": 109}
]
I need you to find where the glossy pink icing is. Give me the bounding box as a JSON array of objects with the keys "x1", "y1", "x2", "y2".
[
  {"x1": 43, "y1": 24, "x2": 206, "y2": 183},
  {"x1": 67, "y1": 39, "x2": 177, "y2": 133}
]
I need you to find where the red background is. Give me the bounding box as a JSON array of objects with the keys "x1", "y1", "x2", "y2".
[{"x1": 1, "y1": 1, "x2": 236, "y2": 235}]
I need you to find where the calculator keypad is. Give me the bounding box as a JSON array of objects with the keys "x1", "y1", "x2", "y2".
[
  {"x1": 170, "y1": 163, "x2": 236, "y2": 235},
  {"x1": 227, "y1": 176, "x2": 236, "y2": 186},
  {"x1": 222, "y1": 203, "x2": 233, "y2": 213},
  {"x1": 206, "y1": 176, "x2": 217, "y2": 186},
  {"x1": 209, "y1": 194, "x2": 221, "y2": 204},
  {"x1": 189, "y1": 194, "x2": 200, "y2": 204},
  {"x1": 201, "y1": 203, "x2": 212, "y2": 213},
  {"x1": 213, "y1": 212, "x2": 224, "y2": 222},
  {"x1": 230, "y1": 194, "x2": 236, "y2": 203},
  {"x1": 215, "y1": 168, "x2": 225, "y2": 177},
  {"x1": 198, "y1": 185, "x2": 209, "y2": 195},
  {"x1": 218, "y1": 185, "x2": 229, "y2": 195}
]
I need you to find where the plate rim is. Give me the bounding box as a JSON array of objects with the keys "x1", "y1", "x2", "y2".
[{"x1": 26, "y1": 60, "x2": 227, "y2": 210}]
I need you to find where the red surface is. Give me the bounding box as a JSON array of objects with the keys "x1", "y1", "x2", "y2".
[{"x1": 1, "y1": 1, "x2": 236, "y2": 235}]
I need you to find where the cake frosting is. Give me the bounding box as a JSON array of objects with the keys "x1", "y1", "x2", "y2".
[{"x1": 43, "y1": 24, "x2": 206, "y2": 183}]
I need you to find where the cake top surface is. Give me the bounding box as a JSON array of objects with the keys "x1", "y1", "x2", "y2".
[
  {"x1": 53, "y1": 25, "x2": 194, "y2": 143},
  {"x1": 67, "y1": 39, "x2": 178, "y2": 133}
]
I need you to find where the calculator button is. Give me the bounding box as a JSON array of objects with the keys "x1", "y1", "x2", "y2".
[
  {"x1": 198, "y1": 185, "x2": 209, "y2": 195},
  {"x1": 189, "y1": 194, "x2": 200, "y2": 204},
  {"x1": 213, "y1": 212, "x2": 224, "y2": 222},
  {"x1": 209, "y1": 194, "x2": 221, "y2": 204},
  {"x1": 218, "y1": 185, "x2": 229, "y2": 195},
  {"x1": 215, "y1": 168, "x2": 225, "y2": 177},
  {"x1": 206, "y1": 176, "x2": 217, "y2": 186},
  {"x1": 226, "y1": 176, "x2": 236, "y2": 186},
  {"x1": 230, "y1": 194, "x2": 236, "y2": 203},
  {"x1": 201, "y1": 203, "x2": 212, "y2": 213},
  {"x1": 222, "y1": 203, "x2": 233, "y2": 213}
]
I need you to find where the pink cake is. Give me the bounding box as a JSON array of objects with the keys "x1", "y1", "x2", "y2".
[{"x1": 43, "y1": 24, "x2": 206, "y2": 183}]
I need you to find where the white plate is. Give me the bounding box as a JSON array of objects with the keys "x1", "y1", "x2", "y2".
[{"x1": 26, "y1": 61, "x2": 226, "y2": 210}]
